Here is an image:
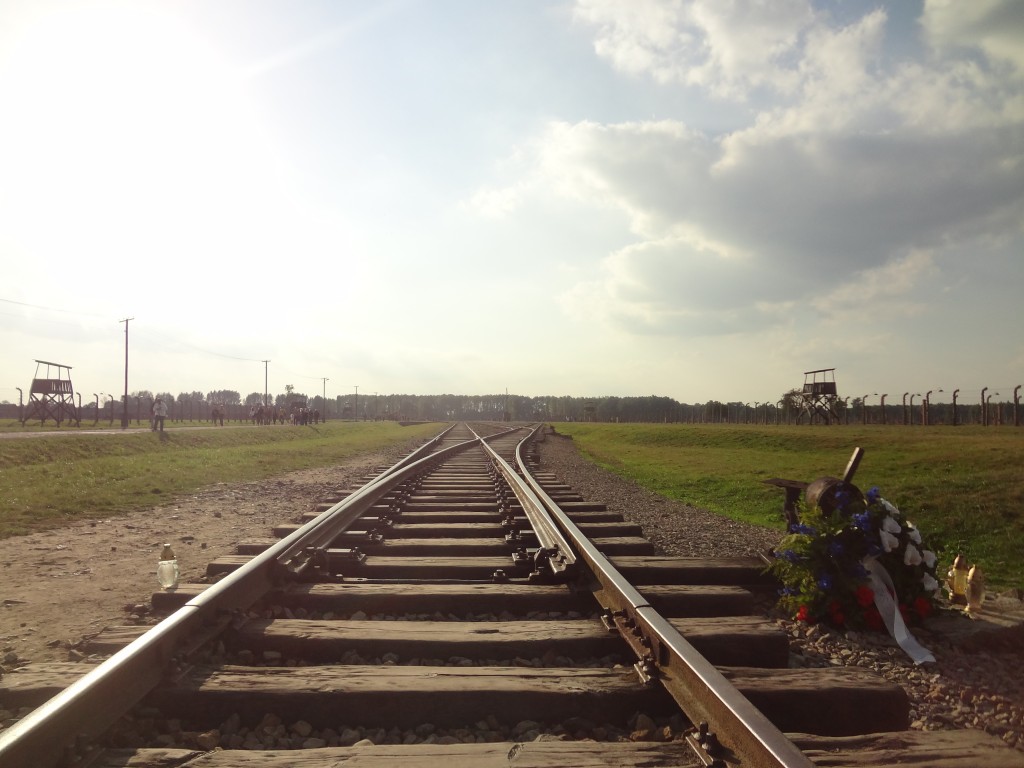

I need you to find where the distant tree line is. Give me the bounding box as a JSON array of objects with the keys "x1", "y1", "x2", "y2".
[{"x1": 4, "y1": 387, "x2": 1020, "y2": 427}]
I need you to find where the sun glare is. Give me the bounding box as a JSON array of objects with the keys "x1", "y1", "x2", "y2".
[{"x1": 0, "y1": 4, "x2": 280, "y2": 296}]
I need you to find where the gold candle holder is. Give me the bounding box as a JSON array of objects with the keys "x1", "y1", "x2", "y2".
[
  {"x1": 948, "y1": 554, "x2": 969, "y2": 605},
  {"x1": 966, "y1": 565, "x2": 985, "y2": 614}
]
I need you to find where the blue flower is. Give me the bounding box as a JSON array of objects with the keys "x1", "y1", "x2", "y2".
[
  {"x1": 778, "y1": 587, "x2": 796, "y2": 596},
  {"x1": 832, "y1": 488, "x2": 851, "y2": 510},
  {"x1": 780, "y1": 549, "x2": 803, "y2": 563},
  {"x1": 866, "y1": 486, "x2": 881, "y2": 503},
  {"x1": 828, "y1": 539, "x2": 845, "y2": 558},
  {"x1": 789, "y1": 523, "x2": 817, "y2": 536},
  {"x1": 853, "y1": 512, "x2": 873, "y2": 531},
  {"x1": 817, "y1": 573, "x2": 833, "y2": 591}
]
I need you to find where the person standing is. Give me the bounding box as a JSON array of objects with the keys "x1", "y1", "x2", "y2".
[{"x1": 153, "y1": 397, "x2": 168, "y2": 432}]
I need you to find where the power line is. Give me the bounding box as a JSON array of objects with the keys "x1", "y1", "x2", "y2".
[
  {"x1": 0, "y1": 296, "x2": 109, "y2": 318},
  {"x1": 132, "y1": 326, "x2": 264, "y2": 363},
  {"x1": 2, "y1": 297, "x2": 266, "y2": 362}
]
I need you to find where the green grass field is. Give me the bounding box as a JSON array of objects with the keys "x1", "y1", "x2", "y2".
[
  {"x1": 0, "y1": 421, "x2": 441, "y2": 537},
  {"x1": 550, "y1": 422, "x2": 1024, "y2": 591},
  {"x1": 3, "y1": 419, "x2": 1021, "y2": 590}
]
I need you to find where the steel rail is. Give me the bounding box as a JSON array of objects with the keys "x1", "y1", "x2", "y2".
[
  {"x1": 473, "y1": 425, "x2": 577, "y2": 578},
  {"x1": 515, "y1": 426, "x2": 814, "y2": 768},
  {"x1": 0, "y1": 425, "x2": 470, "y2": 768},
  {"x1": 272, "y1": 428, "x2": 484, "y2": 568}
]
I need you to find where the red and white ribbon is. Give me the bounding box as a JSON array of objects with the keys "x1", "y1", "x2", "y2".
[{"x1": 863, "y1": 558, "x2": 935, "y2": 665}]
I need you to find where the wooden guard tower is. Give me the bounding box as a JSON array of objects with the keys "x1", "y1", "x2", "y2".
[
  {"x1": 799, "y1": 368, "x2": 840, "y2": 425},
  {"x1": 582, "y1": 402, "x2": 597, "y2": 422},
  {"x1": 22, "y1": 360, "x2": 80, "y2": 427}
]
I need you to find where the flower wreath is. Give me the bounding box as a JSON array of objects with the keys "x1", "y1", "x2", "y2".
[{"x1": 769, "y1": 485, "x2": 940, "y2": 630}]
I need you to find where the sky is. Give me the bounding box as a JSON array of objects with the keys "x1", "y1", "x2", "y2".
[{"x1": 0, "y1": 0, "x2": 1022, "y2": 407}]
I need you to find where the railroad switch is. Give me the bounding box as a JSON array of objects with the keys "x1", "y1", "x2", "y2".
[
  {"x1": 511, "y1": 547, "x2": 532, "y2": 567},
  {"x1": 332, "y1": 547, "x2": 367, "y2": 564}
]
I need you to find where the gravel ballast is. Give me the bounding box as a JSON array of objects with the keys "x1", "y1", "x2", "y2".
[{"x1": 536, "y1": 429, "x2": 1024, "y2": 753}]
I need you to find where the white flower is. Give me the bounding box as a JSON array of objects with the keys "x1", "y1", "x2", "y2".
[
  {"x1": 904, "y1": 543, "x2": 922, "y2": 566},
  {"x1": 881, "y1": 499, "x2": 900, "y2": 517},
  {"x1": 906, "y1": 524, "x2": 922, "y2": 544},
  {"x1": 879, "y1": 530, "x2": 900, "y2": 553},
  {"x1": 922, "y1": 550, "x2": 937, "y2": 569},
  {"x1": 881, "y1": 515, "x2": 902, "y2": 535},
  {"x1": 922, "y1": 573, "x2": 939, "y2": 593}
]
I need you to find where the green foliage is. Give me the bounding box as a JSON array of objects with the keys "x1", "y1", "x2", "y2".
[{"x1": 768, "y1": 490, "x2": 939, "y2": 629}]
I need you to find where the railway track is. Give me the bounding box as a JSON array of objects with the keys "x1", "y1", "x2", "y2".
[{"x1": 1, "y1": 422, "x2": 1021, "y2": 767}]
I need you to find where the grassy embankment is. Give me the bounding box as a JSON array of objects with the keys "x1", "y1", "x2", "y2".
[
  {"x1": 0, "y1": 421, "x2": 442, "y2": 538},
  {"x1": 551, "y1": 422, "x2": 1024, "y2": 591}
]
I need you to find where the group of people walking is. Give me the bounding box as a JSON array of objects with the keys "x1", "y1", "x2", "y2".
[
  {"x1": 246, "y1": 403, "x2": 322, "y2": 426},
  {"x1": 146, "y1": 399, "x2": 323, "y2": 431}
]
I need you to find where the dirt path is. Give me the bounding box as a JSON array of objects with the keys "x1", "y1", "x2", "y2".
[{"x1": 0, "y1": 454, "x2": 391, "y2": 666}]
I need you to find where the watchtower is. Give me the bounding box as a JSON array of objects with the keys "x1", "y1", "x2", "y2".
[
  {"x1": 799, "y1": 368, "x2": 840, "y2": 425},
  {"x1": 22, "y1": 360, "x2": 80, "y2": 427}
]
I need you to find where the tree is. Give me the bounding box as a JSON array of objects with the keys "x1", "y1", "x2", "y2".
[
  {"x1": 207, "y1": 390, "x2": 240, "y2": 405},
  {"x1": 780, "y1": 388, "x2": 802, "y2": 419}
]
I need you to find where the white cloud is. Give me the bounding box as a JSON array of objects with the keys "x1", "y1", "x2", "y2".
[
  {"x1": 811, "y1": 249, "x2": 936, "y2": 313},
  {"x1": 480, "y1": 2, "x2": 1024, "y2": 344},
  {"x1": 573, "y1": 0, "x2": 814, "y2": 98},
  {"x1": 922, "y1": 0, "x2": 1024, "y2": 75}
]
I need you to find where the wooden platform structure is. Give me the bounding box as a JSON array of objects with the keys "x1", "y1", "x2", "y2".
[
  {"x1": 799, "y1": 368, "x2": 840, "y2": 425},
  {"x1": 21, "y1": 360, "x2": 79, "y2": 427}
]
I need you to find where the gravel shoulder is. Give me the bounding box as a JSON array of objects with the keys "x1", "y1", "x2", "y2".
[
  {"x1": 0, "y1": 451, "x2": 399, "y2": 666},
  {"x1": 1, "y1": 428, "x2": 1021, "y2": 752}
]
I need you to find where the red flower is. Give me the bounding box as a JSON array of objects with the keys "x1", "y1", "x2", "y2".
[
  {"x1": 864, "y1": 606, "x2": 883, "y2": 631},
  {"x1": 914, "y1": 596, "x2": 933, "y2": 619},
  {"x1": 855, "y1": 586, "x2": 875, "y2": 608},
  {"x1": 825, "y1": 599, "x2": 846, "y2": 627},
  {"x1": 796, "y1": 605, "x2": 810, "y2": 622}
]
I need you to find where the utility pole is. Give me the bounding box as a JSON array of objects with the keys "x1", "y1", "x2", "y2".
[
  {"x1": 119, "y1": 317, "x2": 133, "y2": 429},
  {"x1": 354, "y1": 385, "x2": 359, "y2": 420},
  {"x1": 322, "y1": 378, "x2": 329, "y2": 420},
  {"x1": 262, "y1": 360, "x2": 270, "y2": 407}
]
